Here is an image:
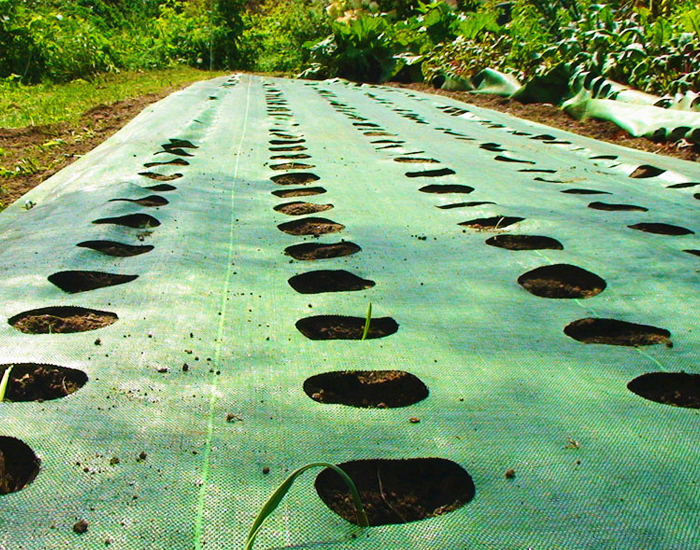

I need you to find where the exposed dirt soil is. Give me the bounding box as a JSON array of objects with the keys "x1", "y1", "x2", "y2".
[
  {"x1": 627, "y1": 372, "x2": 700, "y2": 409},
  {"x1": 393, "y1": 83, "x2": 700, "y2": 163},
  {"x1": 9, "y1": 306, "x2": 118, "y2": 334},
  {"x1": 0, "y1": 85, "x2": 196, "y2": 209},
  {"x1": 314, "y1": 458, "x2": 475, "y2": 526},
  {"x1": 303, "y1": 370, "x2": 429, "y2": 408},
  {"x1": 0, "y1": 363, "x2": 86, "y2": 402},
  {"x1": 295, "y1": 315, "x2": 399, "y2": 340}
]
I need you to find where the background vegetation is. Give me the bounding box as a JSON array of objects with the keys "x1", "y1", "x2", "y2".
[{"x1": 1, "y1": 0, "x2": 699, "y2": 96}]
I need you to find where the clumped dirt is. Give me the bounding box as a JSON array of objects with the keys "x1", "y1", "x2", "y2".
[
  {"x1": 296, "y1": 315, "x2": 398, "y2": 340},
  {"x1": 272, "y1": 186, "x2": 326, "y2": 198},
  {"x1": 9, "y1": 306, "x2": 118, "y2": 334},
  {"x1": 394, "y1": 157, "x2": 440, "y2": 163},
  {"x1": 405, "y1": 168, "x2": 456, "y2": 178},
  {"x1": 459, "y1": 215, "x2": 524, "y2": 230},
  {"x1": 48, "y1": 270, "x2": 138, "y2": 294},
  {"x1": 270, "y1": 172, "x2": 320, "y2": 186},
  {"x1": 288, "y1": 269, "x2": 375, "y2": 294},
  {"x1": 303, "y1": 370, "x2": 429, "y2": 408},
  {"x1": 394, "y1": 83, "x2": 700, "y2": 163},
  {"x1": 284, "y1": 241, "x2": 361, "y2": 260},
  {"x1": 486, "y1": 234, "x2": 563, "y2": 250},
  {"x1": 438, "y1": 201, "x2": 495, "y2": 209},
  {"x1": 270, "y1": 162, "x2": 315, "y2": 171},
  {"x1": 274, "y1": 201, "x2": 333, "y2": 216},
  {"x1": 0, "y1": 437, "x2": 40, "y2": 495},
  {"x1": 314, "y1": 458, "x2": 475, "y2": 526},
  {"x1": 564, "y1": 317, "x2": 672, "y2": 347},
  {"x1": 137, "y1": 171, "x2": 182, "y2": 181},
  {"x1": 144, "y1": 183, "x2": 176, "y2": 192},
  {"x1": 0, "y1": 363, "x2": 87, "y2": 402},
  {"x1": 517, "y1": 264, "x2": 606, "y2": 299},
  {"x1": 278, "y1": 217, "x2": 344, "y2": 236},
  {"x1": 627, "y1": 372, "x2": 700, "y2": 409}
]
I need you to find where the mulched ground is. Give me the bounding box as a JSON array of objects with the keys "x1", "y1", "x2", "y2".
[
  {"x1": 1, "y1": 78, "x2": 697, "y2": 210},
  {"x1": 395, "y1": 83, "x2": 700, "y2": 163}
]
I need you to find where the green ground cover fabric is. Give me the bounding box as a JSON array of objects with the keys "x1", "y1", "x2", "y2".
[{"x1": 0, "y1": 74, "x2": 699, "y2": 550}]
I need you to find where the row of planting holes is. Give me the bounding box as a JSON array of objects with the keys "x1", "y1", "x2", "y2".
[
  {"x1": 0, "y1": 131, "x2": 197, "y2": 497},
  {"x1": 321, "y1": 84, "x2": 700, "y2": 412},
  {"x1": 295, "y1": 82, "x2": 478, "y2": 525},
  {"x1": 262, "y1": 81, "x2": 477, "y2": 527}
]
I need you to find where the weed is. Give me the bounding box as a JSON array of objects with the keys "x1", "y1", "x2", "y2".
[
  {"x1": 244, "y1": 462, "x2": 368, "y2": 550},
  {"x1": 361, "y1": 302, "x2": 372, "y2": 341},
  {"x1": 0, "y1": 365, "x2": 14, "y2": 402}
]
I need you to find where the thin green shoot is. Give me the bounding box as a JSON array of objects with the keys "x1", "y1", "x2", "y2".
[
  {"x1": 361, "y1": 302, "x2": 372, "y2": 341},
  {"x1": 244, "y1": 462, "x2": 369, "y2": 550},
  {"x1": 0, "y1": 365, "x2": 14, "y2": 402}
]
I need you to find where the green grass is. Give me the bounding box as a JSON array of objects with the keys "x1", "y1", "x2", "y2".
[{"x1": 0, "y1": 67, "x2": 228, "y2": 128}]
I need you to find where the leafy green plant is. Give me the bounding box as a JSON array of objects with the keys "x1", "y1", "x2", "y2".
[
  {"x1": 361, "y1": 302, "x2": 372, "y2": 341},
  {"x1": 244, "y1": 462, "x2": 369, "y2": 550},
  {"x1": 0, "y1": 365, "x2": 13, "y2": 402}
]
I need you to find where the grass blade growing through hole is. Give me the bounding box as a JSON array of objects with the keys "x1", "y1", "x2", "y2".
[
  {"x1": 361, "y1": 303, "x2": 372, "y2": 341},
  {"x1": 244, "y1": 462, "x2": 369, "y2": 550},
  {"x1": 0, "y1": 365, "x2": 14, "y2": 402}
]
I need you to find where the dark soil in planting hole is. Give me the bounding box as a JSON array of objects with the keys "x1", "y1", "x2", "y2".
[
  {"x1": 296, "y1": 315, "x2": 398, "y2": 340},
  {"x1": 143, "y1": 158, "x2": 189, "y2": 168},
  {"x1": 270, "y1": 172, "x2": 320, "y2": 186},
  {"x1": 561, "y1": 189, "x2": 611, "y2": 195},
  {"x1": 0, "y1": 437, "x2": 40, "y2": 495},
  {"x1": 144, "y1": 183, "x2": 176, "y2": 192},
  {"x1": 629, "y1": 164, "x2": 665, "y2": 178},
  {"x1": 271, "y1": 162, "x2": 315, "y2": 171},
  {"x1": 628, "y1": 223, "x2": 694, "y2": 236},
  {"x1": 486, "y1": 234, "x2": 563, "y2": 250},
  {"x1": 269, "y1": 145, "x2": 307, "y2": 152},
  {"x1": 289, "y1": 270, "x2": 375, "y2": 294},
  {"x1": 405, "y1": 168, "x2": 456, "y2": 178},
  {"x1": 459, "y1": 216, "x2": 524, "y2": 230},
  {"x1": 270, "y1": 153, "x2": 311, "y2": 160},
  {"x1": 588, "y1": 202, "x2": 647, "y2": 212},
  {"x1": 110, "y1": 195, "x2": 169, "y2": 207},
  {"x1": 155, "y1": 147, "x2": 192, "y2": 157},
  {"x1": 269, "y1": 139, "x2": 305, "y2": 146},
  {"x1": 627, "y1": 372, "x2": 700, "y2": 408},
  {"x1": 684, "y1": 249, "x2": 700, "y2": 257},
  {"x1": 278, "y1": 217, "x2": 344, "y2": 236},
  {"x1": 304, "y1": 370, "x2": 428, "y2": 408},
  {"x1": 364, "y1": 131, "x2": 394, "y2": 137},
  {"x1": 77, "y1": 240, "x2": 154, "y2": 257},
  {"x1": 518, "y1": 264, "x2": 606, "y2": 298},
  {"x1": 419, "y1": 184, "x2": 473, "y2": 194},
  {"x1": 48, "y1": 270, "x2": 138, "y2": 294},
  {"x1": 438, "y1": 201, "x2": 495, "y2": 209},
  {"x1": 163, "y1": 139, "x2": 196, "y2": 149},
  {"x1": 272, "y1": 187, "x2": 326, "y2": 198},
  {"x1": 667, "y1": 182, "x2": 700, "y2": 189},
  {"x1": 9, "y1": 306, "x2": 118, "y2": 334},
  {"x1": 480, "y1": 143, "x2": 505, "y2": 152},
  {"x1": 274, "y1": 201, "x2": 333, "y2": 216},
  {"x1": 138, "y1": 172, "x2": 182, "y2": 181},
  {"x1": 285, "y1": 241, "x2": 361, "y2": 260},
  {"x1": 494, "y1": 155, "x2": 535, "y2": 164},
  {"x1": 93, "y1": 213, "x2": 160, "y2": 228},
  {"x1": 0, "y1": 363, "x2": 87, "y2": 402},
  {"x1": 315, "y1": 458, "x2": 474, "y2": 526},
  {"x1": 564, "y1": 318, "x2": 671, "y2": 346},
  {"x1": 394, "y1": 157, "x2": 440, "y2": 163}
]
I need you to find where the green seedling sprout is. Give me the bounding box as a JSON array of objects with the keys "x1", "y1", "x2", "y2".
[
  {"x1": 244, "y1": 462, "x2": 369, "y2": 550},
  {"x1": 0, "y1": 365, "x2": 14, "y2": 402},
  {"x1": 361, "y1": 302, "x2": 372, "y2": 341}
]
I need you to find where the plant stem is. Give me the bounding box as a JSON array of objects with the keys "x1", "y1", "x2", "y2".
[
  {"x1": 361, "y1": 302, "x2": 372, "y2": 341},
  {"x1": 0, "y1": 365, "x2": 14, "y2": 402}
]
